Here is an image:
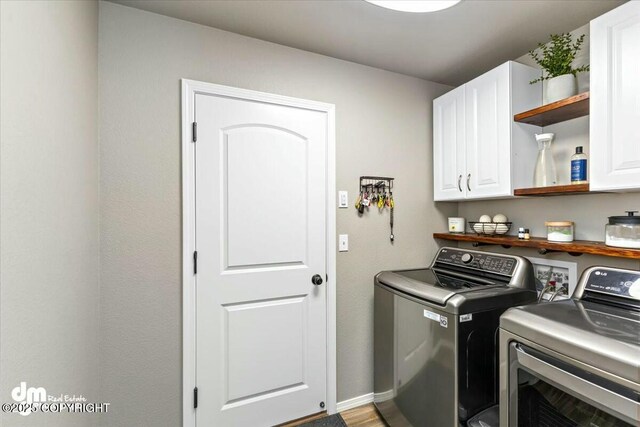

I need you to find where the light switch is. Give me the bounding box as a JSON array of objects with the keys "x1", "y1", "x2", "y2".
[
  {"x1": 339, "y1": 234, "x2": 349, "y2": 252},
  {"x1": 338, "y1": 191, "x2": 349, "y2": 208}
]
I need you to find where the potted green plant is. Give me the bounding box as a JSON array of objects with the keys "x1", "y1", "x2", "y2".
[{"x1": 529, "y1": 33, "x2": 589, "y2": 104}]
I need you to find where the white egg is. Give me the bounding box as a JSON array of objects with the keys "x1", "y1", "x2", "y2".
[
  {"x1": 484, "y1": 223, "x2": 497, "y2": 234},
  {"x1": 493, "y1": 214, "x2": 508, "y2": 223},
  {"x1": 495, "y1": 224, "x2": 509, "y2": 234},
  {"x1": 473, "y1": 223, "x2": 484, "y2": 233},
  {"x1": 479, "y1": 214, "x2": 492, "y2": 223}
]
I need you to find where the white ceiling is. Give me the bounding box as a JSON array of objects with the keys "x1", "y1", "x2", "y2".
[{"x1": 110, "y1": 0, "x2": 625, "y2": 86}]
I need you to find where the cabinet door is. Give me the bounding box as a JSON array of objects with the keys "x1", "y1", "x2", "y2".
[
  {"x1": 465, "y1": 63, "x2": 511, "y2": 199},
  {"x1": 591, "y1": 1, "x2": 640, "y2": 191},
  {"x1": 433, "y1": 86, "x2": 466, "y2": 201}
]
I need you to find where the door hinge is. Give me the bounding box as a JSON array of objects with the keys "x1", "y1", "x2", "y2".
[
  {"x1": 194, "y1": 387, "x2": 198, "y2": 409},
  {"x1": 193, "y1": 251, "x2": 198, "y2": 275},
  {"x1": 192, "y1": 122, "x2": 197, "y2": 143}
]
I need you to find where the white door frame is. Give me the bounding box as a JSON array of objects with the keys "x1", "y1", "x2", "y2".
[{"x1": 181, "y1": 79, "x2": 337, "y2": 427}]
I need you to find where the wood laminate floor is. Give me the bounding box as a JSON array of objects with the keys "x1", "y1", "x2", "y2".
[{"x1": 340, "y1": 404, "x2": 386, "y2": 427}]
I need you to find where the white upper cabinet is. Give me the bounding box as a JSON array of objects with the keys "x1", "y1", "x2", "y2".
[
  {"x1": 433, "y1": 61, "x2": 541, "y2": 201},
  {"x1": 465, "y1": 62, "x2": 511, "y2": 198},
  {"x1": 433, "y1": 86, "x2": 466, "y2": 200},
  {"x1": 590, "y1": 1, "x2": 640, "y2": 191}
]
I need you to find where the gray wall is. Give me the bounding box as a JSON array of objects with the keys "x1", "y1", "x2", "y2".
[
  {"x1": 98, "y1": 2, "x2": 453, "y2": 426},
  {"x1": 458, "y1": 23, "x2": 640, "y2": 271},
  {"x1": 0, "y1": 1, "x2": 101, "y2": 426}
]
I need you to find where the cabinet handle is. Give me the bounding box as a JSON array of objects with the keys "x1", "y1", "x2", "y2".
[
  {"x1": 457, "y1": 175, "x2": 462, "y2": 192},
  {"x1": 467, "y1": 174, "x2": 471, "y2": 191}
]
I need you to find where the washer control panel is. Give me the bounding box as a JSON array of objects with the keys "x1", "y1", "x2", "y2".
[
  {"x1": 435, "y1": 248, "x2": 517, "y2": 276},
  {"x1": 584, "y1": 268, "x2": 640, "y2": 301}
]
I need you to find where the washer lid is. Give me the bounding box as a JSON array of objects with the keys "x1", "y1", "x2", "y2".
[
  {"x1": 376, "y1": 268, "x2": 501, "y2": 306},
  {"x1": 501, "y1": 300, "x2": 640, "y2": 386}
]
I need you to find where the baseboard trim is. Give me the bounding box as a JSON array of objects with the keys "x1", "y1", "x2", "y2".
[
  {"x1": 336, "y1": 392, "x2": 374, "y2": 412},
  {"x1": 373, "y1": 389, "x2": 394, "y2": 402}
]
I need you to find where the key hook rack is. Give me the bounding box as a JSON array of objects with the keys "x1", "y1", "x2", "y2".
[
  {"x1": 355, "y1": 176, "x2": 396, "y2": 243},
  {"x1": 359, "y1": 176, "x2": 394, "y2": 193}
]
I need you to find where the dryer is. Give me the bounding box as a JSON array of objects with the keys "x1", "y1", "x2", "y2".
[{"x1": 500, "y1": 266, "x2": 640, "y2": 426}]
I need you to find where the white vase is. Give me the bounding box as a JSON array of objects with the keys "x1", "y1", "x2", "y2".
[
  {"x1": 544, "y1": 74, "x2": 577, "y2": 104},
  {"x1": 533, "y1": 133, "x2": 558, "y2": 187}
]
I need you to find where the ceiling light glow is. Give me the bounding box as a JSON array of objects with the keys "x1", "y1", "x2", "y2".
[{"x1": 366, "y1": 0, "x2": 461, "y2": 13}]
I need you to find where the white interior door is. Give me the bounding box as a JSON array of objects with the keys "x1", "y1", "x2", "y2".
[{"x1": 194, "y1": 91, "x2": 328, "y2": 426}]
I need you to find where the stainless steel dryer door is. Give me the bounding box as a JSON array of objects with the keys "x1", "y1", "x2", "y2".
[
  {"x1": 374, "y1": 283, "x2": 457, "y2": 427},
  {"x1": 506, "y1": 341, "x2": 639, "y2": 426}
]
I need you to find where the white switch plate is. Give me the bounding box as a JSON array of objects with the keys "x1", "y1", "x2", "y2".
[
  {"x1": 338, "y1": 191, "x2": 348, "y2": 208},
  {"x1": 338, "y1": 234, "x2": 349, "y2": 252}
]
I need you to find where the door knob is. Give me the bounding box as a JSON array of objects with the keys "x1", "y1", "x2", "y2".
[{"x1": 311, "y1": 274, "x2": 324, "y2": 286}]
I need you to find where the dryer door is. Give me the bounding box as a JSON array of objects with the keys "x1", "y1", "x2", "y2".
[{"x1": 508, "y1": 343, "x2": 639, "y2": 426}]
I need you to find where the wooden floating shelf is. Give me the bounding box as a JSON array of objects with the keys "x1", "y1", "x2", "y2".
[
  {"x1": 514, "y1": 183, "x2": 593, "y2": 197},
  {"x1": 433, "y1": 233, "x2": 640, "y2": 260},
  {"x1": 514, "y1": 92, "x2": 589, "y2": 127}
]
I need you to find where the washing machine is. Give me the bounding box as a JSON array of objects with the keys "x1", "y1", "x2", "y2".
[{"x1": 373, "y1": 247, "x2": 537, "y2": 426}]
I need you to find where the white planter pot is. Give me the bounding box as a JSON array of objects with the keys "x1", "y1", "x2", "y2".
[{"x1": 544, "y1": 74, "x2": 577, "y2": 104}]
